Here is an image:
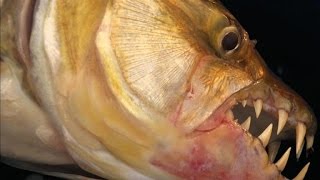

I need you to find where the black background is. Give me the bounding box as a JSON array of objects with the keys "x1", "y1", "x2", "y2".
[{"x1": 1, "y1": 0, "x2": 319, "y2": 179}]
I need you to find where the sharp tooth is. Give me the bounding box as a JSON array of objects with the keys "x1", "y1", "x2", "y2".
[
  {"x1": 258, "y1": 124, "x2": 273, "y2": 147},
  {"x1": 296, "y1": 122, "x2": 306, "y2": 157},
  {"x1": 306, "y1": 135, "x2": 314, "y2": 150},
  {"x1": 241, "y1": 116, "x2": 251, "y2": 131},
  {"x1": 297, "y1": 140, "x2": 305, "y2": 160},
  {"x1": 293, "y1": 162, "x2": 310, "y2": 180},
  {"x1": 268, "y1": 141, "x2": 281, "y2": 162},
  {"x1": 277, "y1": 110, "x2": 288, "y2": 135},
  {"x1": 242, "y1": 100, "x2": 247, "y2": 107},
  {"x1": 275, "y1": 147, "x2": 291, "y2": 171},
  {"x1": 226, "y1": 110, "x2": 234, "y2": 120},
  {"x1": 253, "y1": 99, "x2": 263, "y2": 118}
]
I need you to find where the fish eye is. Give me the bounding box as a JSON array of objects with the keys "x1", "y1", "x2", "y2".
[
  {"x1": 209, "y1": 24, "x2": 241, "y2": 57},
  {"x1": 219, "y1": 26, "x2": 240, "y2": 53},
  {"x1": 222, "y1": 31, "x2": 239, "y2": 51}
]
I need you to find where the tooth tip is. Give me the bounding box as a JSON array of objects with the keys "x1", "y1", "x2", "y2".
[
  {"x1": 306, "y1": 135, "x2": 314, "y2": 150},
  {"x1": 296, "y1": 123, "x2": 306, "y2": 158},
  {"x1": 253, "y1": 99, "x2": 263, "y2": 118},
  {"x1": 277, "y1": 109, "x2": 288, "y2": 135},
  {"x1": 226, "y1": 110, "x2": 234, "y2": 120},
  {"x1": 242, "y1": 100, "x2": 247, "y2": 107},
  {"x1": 293, "y1": 162, "x2": 310, "y2": 180},
  {"x1": 259, "y1": 124, "x2": 273, "y2": 147},
  {"x1": 306, "y1": 162, "x2": 310, "y2": 167},
  {"x1": 275, "y1": 147, "x2": 291, "y2": 172},
  {"x1": 296, "y1": 140, "x2": 305, "y2": 160},
  {"x1": 241, "y1": 116, "x2": 251, "y2": 131}
]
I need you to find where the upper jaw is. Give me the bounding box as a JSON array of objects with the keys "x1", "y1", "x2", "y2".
[{"x1": 235, "y1": 76, "x2": 316, "y2": 150}]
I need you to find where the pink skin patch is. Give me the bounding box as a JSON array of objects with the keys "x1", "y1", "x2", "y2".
[
  {"x1": 150, "y1": 116, "x2": 279, "y2": 180},
  {"x1": 151, "y1": 140, "x2": 218, "y2": 180}
]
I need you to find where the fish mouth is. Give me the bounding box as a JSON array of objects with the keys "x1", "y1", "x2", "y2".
[{"x1": 195, "y1": 78, "x2": 316, "y2": 179}]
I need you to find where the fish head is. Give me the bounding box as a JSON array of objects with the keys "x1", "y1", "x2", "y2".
[
  {"x1": 1, "y1": 0, "x2": 317, "y2": 179},
  {"x1": 131, "y1": 1, "x2": 317, "y2": 179}
]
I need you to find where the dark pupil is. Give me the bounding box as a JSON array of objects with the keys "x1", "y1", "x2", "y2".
[{"x1": 222, "y1": 32, "x2": 239, "y2": 51}]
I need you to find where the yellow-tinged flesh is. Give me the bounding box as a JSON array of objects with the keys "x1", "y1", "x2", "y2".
[
  {"x1": 95, "y1": 0, "x2": 164, "y2": 127},
  {"x1": 56, "y1": 0, "x2": 108, "y2": 71},
  {"x1": 66, "y1": 61, "x2": 177, "y2": 178},
  {"x1": 55, "y1": 1, "x2": 175, "y2": 177},
  {"x1": 69, "y1": 70, "x2": 154, "y2": 150},
  {"x1": 65, "y1": 138, "x2": 122, "y2": 179}
]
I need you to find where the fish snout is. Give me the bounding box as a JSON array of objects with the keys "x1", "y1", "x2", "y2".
[
  {"x1": 233, "y1": 76, "x2": 317, "y2": 154},
  {"x1": 154, "y1": 74, "x2": 316, "y2": 179},
  {"x1": 227, "y1": 76, "x2": 317, "y2": 179}
]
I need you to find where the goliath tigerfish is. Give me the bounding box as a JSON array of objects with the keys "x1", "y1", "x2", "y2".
[{"x1": 0, "y1": 0, "x2": 317, "y2": 179}]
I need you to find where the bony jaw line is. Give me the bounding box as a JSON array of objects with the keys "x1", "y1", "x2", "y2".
[
  {"x1": 224, "y1": 99, "x2": 311, "y2": 180},
  {"x1": 235, "y1": 83, "x2": 313, "y2": 154}
]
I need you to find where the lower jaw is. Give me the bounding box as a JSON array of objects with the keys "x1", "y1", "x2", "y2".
[
  {"x1": 154, "y1": 79, "x2": 312, "y2": 179},
  {"x1": 207, "y1": 104, "x2": 312, "y2": 179},
  {"x1": 151, "y1": 120, "x2": 283, "y2": 179}
]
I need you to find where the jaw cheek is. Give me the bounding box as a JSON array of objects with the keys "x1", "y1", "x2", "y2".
[{"x1": 150, "y1": 122, "x2": 278, "y2": 179}]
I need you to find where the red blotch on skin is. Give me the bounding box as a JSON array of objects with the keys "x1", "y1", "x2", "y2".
[
  {"x1": 151, "y1": 142, "x2": 219, "y2": 180},
  {"x1": 151, "y1": 123, "x2": 241, "y2": 180},
  {"x1": 150, "y1": 117, "x2": 256, "y2": 180}
]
